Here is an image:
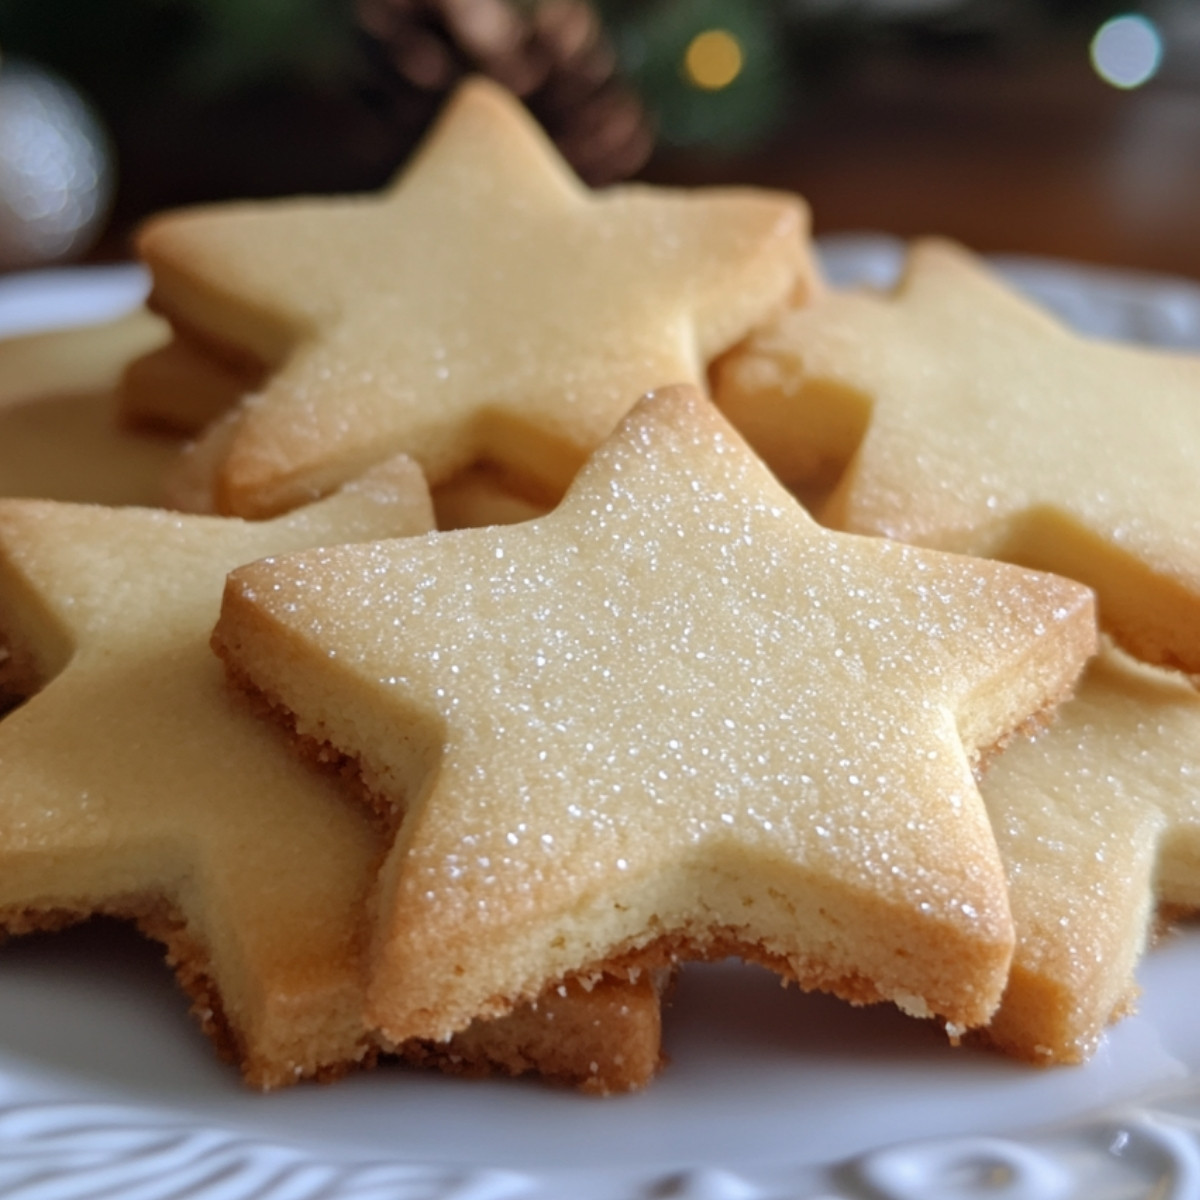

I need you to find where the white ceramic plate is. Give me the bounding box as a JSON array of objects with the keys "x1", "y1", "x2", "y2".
[{"x1": 2, "y1": 243, "x2": 1200, "y2": 1200}]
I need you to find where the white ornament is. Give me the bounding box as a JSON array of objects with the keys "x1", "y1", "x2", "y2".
[{"x1": 0, "y1": 58, "x2": 113, "y2": 271}]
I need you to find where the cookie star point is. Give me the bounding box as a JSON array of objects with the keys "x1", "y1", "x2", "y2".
[
  {"x1": 981, "y1": 641, "x2": 1200, "y2": 1061},
  {"x1": 135, "y1": 79, "x2": 816, "y2": 518},
  {"x1": 718, "y1": 237, "x2": 1200, "y2": 671},
  {"x1": 215, "y1": 385, "x2": 1096, "y2": 1047},
  {"x1": 0, "y1": 459, "x2": 436, "y2": 1085},
  {"x1": 398, "y1": 75, "x2": 587, "y2": 205}
]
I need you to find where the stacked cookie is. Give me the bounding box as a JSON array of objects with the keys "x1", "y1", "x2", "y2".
[
  {"x1": 0, "y1": 75, "x2": 1192, "y2": 1095},
  {"x1": 715, "y1": 237, "x2": 1200, "y2": 1063}
]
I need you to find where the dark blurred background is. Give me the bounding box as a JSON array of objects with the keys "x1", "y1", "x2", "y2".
[{"x1": 0, "y1": 0, "x2": 1197, "y2": 280}]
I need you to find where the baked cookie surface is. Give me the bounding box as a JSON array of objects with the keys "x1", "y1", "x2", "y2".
[
  {"x1": 715, "y1": 238, "x2": 1200, "y2": 671},
  {"x1": 136, "y1": 77, "x2": 816, "y2": 517},
  {"x1": 214, "y1": 385, "x2": 1096, "y2": 1049},
  {"x1": 980, "y1": 641, "x2": 1200, "y2": 1062},
  {"x1": 0, "y1": 460, "x2": 434, "y2": 1086},
  {"x1": 0, "y1": 314, "x2": 180, "y2": 507}
]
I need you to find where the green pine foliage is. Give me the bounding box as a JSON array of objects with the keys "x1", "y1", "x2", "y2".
[{"x1": 602, "y1": 0, "x2": 791, "y2": 149}]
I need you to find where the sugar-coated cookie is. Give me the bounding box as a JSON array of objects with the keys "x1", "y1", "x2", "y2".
[
  {"x1": 431, "y1": 466, "x2": 549, "y2": 531},
  {"x1": 0, "y1": 460, "x2": 434, "y2": 1085},
  {"x1": 980, "y1": 641, "x2": 1200, "y2": 1062},
  {"x1": 0, "y1": 310, "x2": 166, "y2": 403},
  {"x1": 213, "y1": 385, "x2": 1096, "y2": 1050},
  {"x1": 0, "y1": 314, "x2": 181, "y2": 507},
  {"x1": 169, "y1": 429, "x2": 552, "y2": 530},
  {"x1": 395, "y1": 969, "x2": 670, "y2": 1094},
  {"x1": 715, "y1": 238, "x2": 1200, "y2": 673},
  {"x1": 119, "y1": 333, "x2": 250, "y2": 434},
  {"x1": 135, "y1": 77, "x2": 817, "y2": 518},
  {"x1": 0, "y1": 454, "x2": 667, "y2": 1091}
]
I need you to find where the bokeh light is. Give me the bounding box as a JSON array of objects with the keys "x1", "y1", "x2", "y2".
[
  {"x1": 1090, "y1": 13, "x2": 1164, "y2": 90},
  {"x1": 683, "y1": 29, "x2": 744, "y2": 91}
]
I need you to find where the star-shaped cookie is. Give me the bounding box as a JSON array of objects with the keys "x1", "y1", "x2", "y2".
[
  {"x1": 715, "y1": 238, "x2": 1200, "y2": 672},
  {"x1": 135, "y1": 77, "x2": 815, "y2": 517},
  {"x1": 0, "y1": 458, "x2": 668, "y2": 1093},
  {"x1": 213, "y1": 385, "x2": 1096, "y2": 1048},
  {"x1": 980, "y1": 641, "x2": 1200, "y2": 1062},
  {"x1": 0, "y1": 460, "x2": 436, "y2": 1086},
  {"x1": 0, "y1": 312, "x2": 165, "y2": 402},
  {"x1": 0, "y1": 314, "x2": 180, "y2": 507},
  {"x1": 119, "y1": 332, "x2": 249, "y2": 434}
]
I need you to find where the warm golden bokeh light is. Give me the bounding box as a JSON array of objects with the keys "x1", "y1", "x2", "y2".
[{"x1": 683, "y1": 29, "x2": 744, "y2": 91}]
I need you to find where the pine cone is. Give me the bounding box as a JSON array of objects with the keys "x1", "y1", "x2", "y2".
[{"x1": 356, "y1": 0, "x2": 654, "y2": 186}]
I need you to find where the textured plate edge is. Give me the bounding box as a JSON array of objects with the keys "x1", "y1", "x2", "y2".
[{"x1": 2, "y1": 1084, "x2": 1200, "y2": 1199}]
